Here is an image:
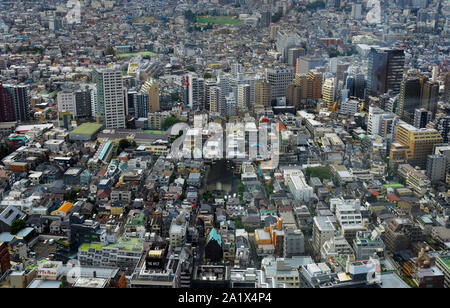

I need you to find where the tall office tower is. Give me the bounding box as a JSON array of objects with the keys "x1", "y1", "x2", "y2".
[
  {"x1": 225, "y1": 93, "x2": 237, "y2": 117},
  {"x1": 414, "y1": 108, "x2": 432, "y2": 129},
  {"x1": 95, "y1": 69, "x2": 125, "y2": 129},
  {"x1": 141, "y1": 79, "x2": 160, "y2": 112},
  {"x1": 126, "y1": 89, "x2": 137, "y2": 116},
  {"x1": 209, "y1": 86, "x2": 221, "y2": 114},
  {"x1": 390, "y1": 122, "x2": 443, "y2": 168},
  {"x1": 336, "y1": 63, "x2": 349, "y2": 83},
  {"x1": 421, "y1": 80, "x2": 439, "y2": 117},
  {"x1": 308, "y1": 70, "x2": 323, "y2": 101},
  {"x1": 397, "y1": 77, "x2": 421, "y2": 123},
  {"x1": 351, "y1": 3, "x2": 362, "y2": 19},
  {"x1": 237, "y1": 84, "x2": 250, "y2": 113},
  {"x1": 287, "y1": 48, "x2": 306, "y2": 68},
  {"x1": 260, "y1": 10, "x2": 272, "y2": 27},
  {"x1": 294, "y1": 73, "x2": 309, "y2": 101},
  {"x1": 186, "y1": 73, "x2": 205, "y2": 111},
  {"x1": 437, "y1": 116, "x2": 450, "y2": 143},
  {"x1": 427, "y1": 154, "x2": 447, "y2": 183},
  {"x1": 4, "y1": 84, "x2": 30, "y2": 122},
  {"x1": 276, "y1": 31, "x2": 300, "y2": 63},
  {"x1": 204, "y1": 79, "x2": 217, "y2": 112},
  {"x1": 91, "y1": 87, "x2": 98, "y2": 117},
  {"x1": 269, "y1": 24, "x2": 280, "y2": 40},
  {"x1": 265, "y1": 68, "x2": 295, "y2": 100},
  {"x1": 354, "y1": 73, "x2": 366, "y2": 99},
  {"x1": 298, "y1": 57, "x2": 324, "y2": 75},
  {"x1": 217, "y1": 73, "x2": 232, "y2": 111},
  {"x1": 231, "y1": 63, "x2": 243, "y2": 79},
  {"x1": 133, "y1": 92, "x2": 149, "y2": 118},
  {"x1": 367, "y1": 47, "x2": 405, "y2": 96},
  {"x1": 445, "y1": 73, "x2": 450, "y2": 104},
  {"x1": 75, "y1": 88, "x2": 92, "y2": 118},
  {"x1": 182, "y1": 74, "x2": 205, "y2": 111},
  {"x1": 0, "y1": 83, "x2": 16, "y2": 122},
  {"x1": 322, "y1": 78, "x2": 336, "y2": 109},
  {"x1": 254, "y1": 80, "x2": 272, "y2": 108},
  {"x1": 286, "y1": 84, "x2": 302, "y2": 109}
]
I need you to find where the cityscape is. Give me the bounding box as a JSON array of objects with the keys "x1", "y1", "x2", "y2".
[{"x1": 0, "y1": 0, "x2": 449, "y2": 291}]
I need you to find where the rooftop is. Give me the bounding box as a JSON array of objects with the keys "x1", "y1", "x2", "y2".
[{"x1": 70, "y1": 123, "x2": 103, "y2": 136}]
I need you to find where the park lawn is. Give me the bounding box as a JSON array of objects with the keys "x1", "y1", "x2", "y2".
[
  {"x1": 196, "y1": 16, "x2": 241, "y2": 25},
  {"x1": 117, "y1": 51, "x2": 156, "y2": 58}
]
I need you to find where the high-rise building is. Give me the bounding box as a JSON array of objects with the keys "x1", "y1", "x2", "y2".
[
  {"x1": 142, "y1": 79, "x2": 160, "y2": 112},
  {"x1": 75, "y1": 88, "x2": 93, "y2": 118},
  {"x1": 298, "y1": 57, "x2": 324, "y2": 75},
  {"x1": 390, "y1": 122, "x2": 443, "y2": 168},
  {"x1": 133, "y1": 92, "x2": 149, "y2": 119},
  {"x1": 286, "y1": 84, "x2": 302, "y2": 109},
  {"x1": 351, "y1": 3, "x2": 362, "y2": 19},
  {"x1": 294, "y1": 73, "x2": 309, "y2": 100},
  {"x1": 397, "y1": 77, "x2": 421, "y2": 123},
  {"x1": 367, "y1": 47, "x2": 405, "y2": 96},
  {"x1": 276, "y1": 31, "x2": 300, "y2": 63},
  {"x1": 322, "y1": 78, "x2": 336, "y2": 109},
  {"x1": 0, "y1": 82, "x2": 16, "y2": 122},
  {"x1": 427, "y1": 154, "x2": 446, "y2": 183},
  {"x1": 284, "y1": 229, "x2": 305, "y2": 258},
  {"x1": 266, "y1": 68, "x2": 295, "y2": 100},
  {"x1": 437, "y1": 116, "x2": 450, "y2": 143},
  {"x1": 420, "y1": 80, "x2": 439, "y2": 117},
  {"x1": 260, "y1": 10, "x2": 272, "y2": 27},
  {"x1": 225, "y1": 93, "x2": 237, "y2": 117},
  {"x1": 367, "y1": 106, "x2": 398, "y2": 137},
  {"x1": 254, "y1": 80, "x2": 272, "y2": 108},
  {"x1": 95, "y1": 69, "x2": 126, "y2": 129},
  {"x1": 308, "y1": 70, "x2": 323, "y2": 101},
  {"x1": 444, "y1": 73, "x2": 450, "y2": 104},
  {"x1": 237, "y1": 84, "x2": 250, "y2": 113},
  {"x1": 185, "y1": 73, "x2": 205, "y2": 111},
  {"x1": 204, "y1": 79, "x2": 217, "y2": 112},
  {"x1": 4, "y1": 84, "x2": 30, "y2": 122},
  {"x1": 91, "y1": 87, "x2": 98, "y2": 118},
  {"x1": 209, "y1": 86, "x2": 221, "y2": 114},
  {"x1": 414, "y1": 108, "x2": 432, "y2": 129},
  {"x1": 57, "y1": 91, "x2": 76, "y2": 116},
  {"x1": 287, "y1": 48, "x2": 306, "y2": 68},
  {"x1": 312, "y1": 216, "x2": 336, "y2": 256}
]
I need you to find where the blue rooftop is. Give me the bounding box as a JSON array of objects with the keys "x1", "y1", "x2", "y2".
[{"x1": 208, "y1": 228, "x2": 222, "y2": 246}]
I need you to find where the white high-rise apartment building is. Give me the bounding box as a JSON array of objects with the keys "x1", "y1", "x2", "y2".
[
  {"x1": 322, "y1": 77, "x2": 336, "y2": 109},
  {"x1": 57, "y1": 92, "x2": 77, "y2": 116},
  {"x1": 96, "y1": 69, "x2": 125, "y2": 129},
  {"x1": 237, "y1": 84, "x2": 250, "y2": 112}
]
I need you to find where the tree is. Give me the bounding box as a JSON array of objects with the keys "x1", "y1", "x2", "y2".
[
  {"x1": 10, "y1": 219, "x2": 26, "y2": 235},
  {"x1": 272, "y1": 12, "x2": 283, "y2": 23},
  {"x1": 162, "y1": 116, "x2": 182, "y2": 130},
  {"x1": 65, "y1": 188, "x2": 81, "y2": 202},
  {"x1": 105, "y1": 46, "x2": 116, "y2": 56},
  {"x1": 170, "y1": 92, "x2": 180, "y2": 102},
  {"x1": 305, "y1": 166, "x2": 333, "y2": 181},
  {"x1": 117, "y1": 139, "x2": 136, "y2": 154},
  {"x1": 0, "y1": 143, "x2": 10, "y2": 160}
]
